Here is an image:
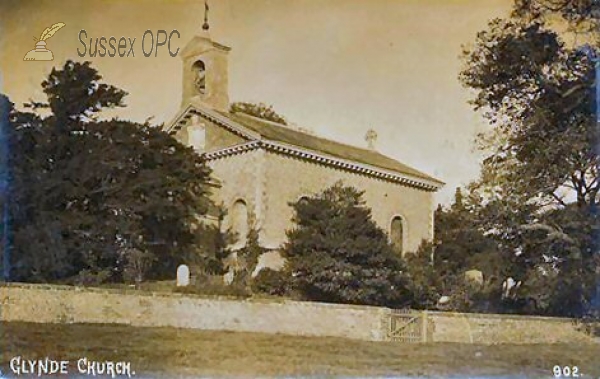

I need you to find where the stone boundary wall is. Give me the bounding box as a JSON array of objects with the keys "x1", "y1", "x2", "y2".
[
  {"x1": 425, "y1": 311, "x2": 591, "y2": 344},
  {"x1": 0, "y1": 283, "x2": 592, "y2": 343},
  {"x1": 0, "y1": 283, "x2": 388, "y2": 341}
]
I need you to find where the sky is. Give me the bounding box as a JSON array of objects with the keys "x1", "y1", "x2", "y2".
[{"x1": 0, "y1": 0, "x2": 512, "y2": 205}]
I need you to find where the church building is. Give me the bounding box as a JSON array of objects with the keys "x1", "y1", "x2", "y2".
[{"x1": 165, "y1": 16, "x2": 444, "y2": 272}]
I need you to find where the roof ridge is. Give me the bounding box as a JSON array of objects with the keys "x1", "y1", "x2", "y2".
[
  {"x1": 170, "y1": 105, "x2": 443, "y2": 187},
  {"x1": 231, "y1": 111, "x2": 391, "y2": 157}
]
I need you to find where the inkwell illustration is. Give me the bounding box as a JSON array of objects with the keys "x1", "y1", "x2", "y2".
[{"x1": 23, "y1": 22, "x2": 66, "y2": 61}]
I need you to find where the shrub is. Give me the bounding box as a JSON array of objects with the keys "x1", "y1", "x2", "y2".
[
  {"x1": 283, "y1": 183, "x2": 413, "y2": 308},
  {"x1": 174, "y1": 275, "x2": 251, "y2": 298},
  {"x1": 251, "y1": 268, "x2": 290, "y2": 296}
]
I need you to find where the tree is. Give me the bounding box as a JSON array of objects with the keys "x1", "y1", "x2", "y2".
[
  {"x1": 405, "y1": 188, "x2": 504, "y2": 312},
  {"x1": 4, "y1": 60, "x2": 221, "y2": 283},
  {"x1": 460, "y1": 1, "x2": 600, "y2": 316},
  {"x1": 461, "y1": 18, "x2": 598, "y2": 209},
  {"x1": 513, "y1": 0, "x2": 600, "y2": 32},
  {"x1": 230, "y1": 102, "x2": 287, "y2": 125},
  {"x1": 404, "y1": 242, "x2": 442, "y2": 309},
  {"x1": 283, "y1": 183, "x2": 413, "y2": 308},
  {"x1": 233, "y1": 220, "x2": 268, "y2": 290}
]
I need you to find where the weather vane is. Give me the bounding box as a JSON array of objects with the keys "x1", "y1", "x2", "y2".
[{"x1": 202, "y1": 0, "x2": 210, "y2": 31}]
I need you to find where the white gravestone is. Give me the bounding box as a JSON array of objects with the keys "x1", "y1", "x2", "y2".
[{"x1": 176, "y1": 264, "x2": 190, "y2": 287}]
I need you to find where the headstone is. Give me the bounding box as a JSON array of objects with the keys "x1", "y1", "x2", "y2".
[
  {"x1": 176, "y1": 264, "x2": 190, "y2": 287},
  {"x1": 223, "y1": 269, "x2": 234, "y2": 285},
  {"x1": 438, "y1": 295, "x2": 451, "y2": 305},
  {"x1": 464, "y1": 269, "x2": 484, "y2": 287},
  {"x1": 502, "y1": 277, "x2": 520, "y2": 298}
]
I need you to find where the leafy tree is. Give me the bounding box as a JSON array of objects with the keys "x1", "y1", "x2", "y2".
[
  {"x1": 460, "y1": 1, "x2": 600, "y2": 316},
  {"x1": 193, "y1": 206, "x2": 236, "y2": 277},
  {"x1": 230, "y1": 102, "x2": 287, "y2": 125},
  {"x1": 233, "y1": 221, "x2": 268, "y2": 290},
  {"x1": 404, "y1": 242, "x2": 442, "y2": 309},
  {"x1": 513, "y1": 0, "x2": 600, "y2": 32},
  {"x1": 283, "y1": 182, "x2": 413, "y2": 308},
  {"x1": 251, "y1": 268, "x2": 291, "y2": 296},
  {"x1": 433, "y1": 188, "x2": 502, "y2": 284},
  {"x1": 3, "y1": 60, "x2": 221, "y2": 283},
  {"x1": 406, "y1": 188, "x2": 504, "y2": 312},
  {"x1": 461, "y1": 18, "x2": 597, "y2": 209}
]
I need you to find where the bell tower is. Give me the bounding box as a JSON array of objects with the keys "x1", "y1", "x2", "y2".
[{"x1": 180, "y1": 0, "x2": 230, "y2": 111}]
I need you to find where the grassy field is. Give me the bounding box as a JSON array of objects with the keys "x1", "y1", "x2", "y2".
[{"x1": 1, "y1": 322, "x2": 599, "y2": 378}]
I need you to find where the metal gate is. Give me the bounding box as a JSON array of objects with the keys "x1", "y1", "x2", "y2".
[{"x1": 388, "y1": 309, "x2": 428, "y2": 343}]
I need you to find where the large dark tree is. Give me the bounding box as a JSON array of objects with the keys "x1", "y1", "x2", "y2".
[
  {"x1": 460, "y1": 1, "x2": 600, "y2": 316},
  {"x1": 3, "y1": 61, "x2": 219, "y2": 284},
  {"x1": 283, "y1": 183, "x2": 413, "y2": 308},
  {"x1": 405, "y1": 188, "x2": 504, "y2": 312}
]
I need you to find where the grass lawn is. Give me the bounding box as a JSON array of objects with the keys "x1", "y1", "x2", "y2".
[{"x1": 1, "y1": 322, "x2": 599, "y2": 378}]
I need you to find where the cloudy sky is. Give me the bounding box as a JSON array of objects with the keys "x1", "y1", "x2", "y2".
[{"x1": 0, "y1": 0, "x2": 512, "y2": 204}]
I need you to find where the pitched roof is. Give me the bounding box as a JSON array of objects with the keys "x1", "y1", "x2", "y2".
[{"x1": 223, "y1": 112, "x2": 443, "y2": 185}]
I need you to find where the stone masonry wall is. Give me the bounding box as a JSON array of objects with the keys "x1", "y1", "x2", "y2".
[
  {"x1": 0, "y1": 284, "x2": 388, "y2": 342},
  {"x1": 261, "y1": 151, "x2": 435, "y2": 252},
  {"x1": 0, "y1": 284, "x2": 591, "y2": 344},
  {"x1": 426, "y1": 311, "x2": 591, "y2": 344}
]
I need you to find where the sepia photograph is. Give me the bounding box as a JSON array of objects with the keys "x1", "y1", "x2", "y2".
[{"x1": 0, "y1": 0, "x2": 599, "y2": 377}]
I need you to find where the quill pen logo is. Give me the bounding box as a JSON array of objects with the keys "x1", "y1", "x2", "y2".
[{"x1": 23, "y1": 22, "x2": 66, "y2": 61}]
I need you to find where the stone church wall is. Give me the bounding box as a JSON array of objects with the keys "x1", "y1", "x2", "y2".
[
  {"x1": 174, "y1": 116, "x2": 246, "y2": 152},
  {"x1": 208, "y1": 149, "x2": 264, "y2": 242},
  {"x1": 260, "y1": 151, "x2": 434, "y2": 253}
]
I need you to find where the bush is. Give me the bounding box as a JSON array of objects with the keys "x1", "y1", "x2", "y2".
[
  {"x1": 283, "y1": 183, "x2": 413, "y2": 308},
  {"x1": 251, "y1": 268, "x2": 290, "y2": 296},
  {"x1": 174, "y1": 275, "x2": 251, "y2": 298},
  {"x1": 70, "y1": 269, "x2": 113, "y2": 287},
  {"x1": 404, "y1": 242, "x2": 442, "y2": 309}
]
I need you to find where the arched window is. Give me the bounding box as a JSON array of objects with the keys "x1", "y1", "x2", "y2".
[
  {"x1": 390, "y1": 216, "x2": 404, "y2": 254},
  {"x1": 192, "y1": 60, "x2": 206, "y2": 94},
  {"x1": 231, "y1": 200, "x2": 248, "y2": 247}
]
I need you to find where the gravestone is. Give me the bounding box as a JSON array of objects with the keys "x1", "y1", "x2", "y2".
[
  {"x1": 176, "y1": 264, "x2": 190, "y2": 287},
  {"x1": 464, "y1": 269, "x2": 484, "y2": 287},
  {"x1": 223, "y1": 269, "x2": 234, "y2": 285}
]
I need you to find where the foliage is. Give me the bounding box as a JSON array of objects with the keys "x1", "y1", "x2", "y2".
[
  {"x1": 251, "y1": 268, "x2": 291, "y2": 296},
  {"x1": 283, "y1": 182, "x2": 413, "y2": 308},
  {"x1": 230, "y1": 102, "x2": 287, "y2": 125},
  {"x1": 513, "y1": 0, "x2": 600, "y2": 32},
  {"x1": 459, "y1": 2, "x2": 600, "y2": 317},
  {"x1": 404, "y1": 242, "x2": 441, "y2": 309},
  {"x1": 3, "y1": 60, "x2": 224, "y2": 284},
  {"x1": 174, "y1": 275, "x2": 251, "y2": 298},
  {"x1": 405, "y1": 188, "x2": 505, "y2": 312},
  {"x1": 505, "y1": 206, "x2": 600, "y2": 316},
  {"x1": 192, "y1": 208, "x2": 236, "y2": 277},
  {"x1": 433, "y1": 189, "x2": 504, "y2": 287},
  {"x1": 461, "y1": 18, "x2": 598, "y2": 209},
  {"x1": 233, "y1": 222, "x2": 267, "y2": 287},
  {"x1": 122, "y1": 247, "x2": 156, "y2": 286}
]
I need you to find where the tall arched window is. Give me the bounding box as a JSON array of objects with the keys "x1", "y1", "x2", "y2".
[
  {"x1": 231, "y1": 200, "x2": 248, "y2": 247},
  {"x1": 390, "y1": 216, "x2": 404, "y2": 254},
  {"x1": 192, "y1": 60, "x2": 206, "y2": 94}
]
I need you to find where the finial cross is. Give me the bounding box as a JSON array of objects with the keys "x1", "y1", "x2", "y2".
[{"x1": 202, "y1": 0, "x2": 210, "y2": 31}]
